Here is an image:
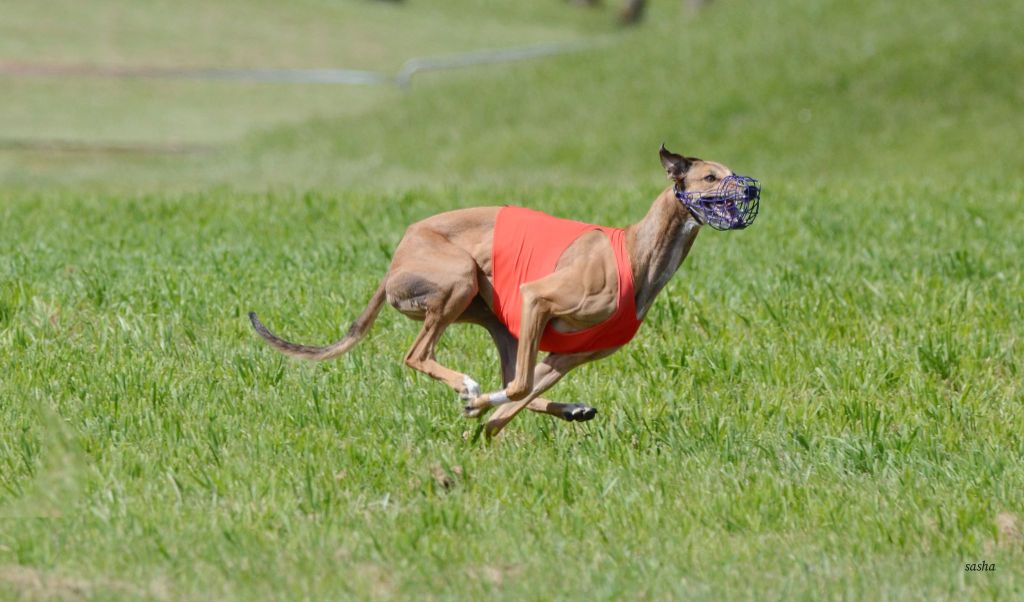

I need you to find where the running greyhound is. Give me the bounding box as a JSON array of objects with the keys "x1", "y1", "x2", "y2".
[{"x1": 250, "y1": 145, "x2": 760, "y2": 437}]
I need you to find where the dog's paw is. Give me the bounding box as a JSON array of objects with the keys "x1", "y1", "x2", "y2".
[
  {"x1": 459, "y1": 376, "x2": 482, "y2": 402},
  {"x1": 561, "y1": 403, "x2": 598, "y2": 422},
  {"x1": 463, "y1": 403, "x2": 487, "y2": 419}
]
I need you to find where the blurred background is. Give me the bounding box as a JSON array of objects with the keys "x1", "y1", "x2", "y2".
[
  {"x1": 2, "y1": 0, "x2": 1020, "y2": 192},
  {"x1": 3, "y1": 4, "x2": 1023, "y2": 598}
]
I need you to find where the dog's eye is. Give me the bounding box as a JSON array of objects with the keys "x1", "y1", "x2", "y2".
[{"x1": 704, "y1": 174, "x2": 717, "y2": 182}]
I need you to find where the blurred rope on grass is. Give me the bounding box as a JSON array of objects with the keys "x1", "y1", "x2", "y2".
[
  {"x1": 0, "y1": 37, "x2": 611, "y2": 89},
  {"x1": 0, "y1": 138, "x2": 218, "y2": 155}
]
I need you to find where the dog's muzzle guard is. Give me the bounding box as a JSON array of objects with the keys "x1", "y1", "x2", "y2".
[{"x1": 675, "y1": 174, "x2": 761, "y2": 231}]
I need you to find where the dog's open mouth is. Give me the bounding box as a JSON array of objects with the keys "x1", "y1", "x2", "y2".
[{"x1": 675, "y1": 174, "x2": 760, "y2": 231}]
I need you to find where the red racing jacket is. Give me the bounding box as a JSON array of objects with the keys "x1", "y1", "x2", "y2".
[{"x1": 491, "y1": 206, "x2": 643, "y2": 353}]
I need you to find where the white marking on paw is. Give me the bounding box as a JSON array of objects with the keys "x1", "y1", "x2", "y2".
[
  {"x1": 488, "y1": 391, "x2": 510, "y2": 406},
  {"x1": 460, "y1": 376, "x2": 482, "y2": 401}
]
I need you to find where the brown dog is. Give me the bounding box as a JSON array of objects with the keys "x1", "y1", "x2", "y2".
[{"x1": 250, "y1": 146, "x2": 757, "y2": 437}]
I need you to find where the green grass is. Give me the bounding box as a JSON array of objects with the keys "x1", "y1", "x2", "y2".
[{"x1": 2, "y1": 0, "x2": 1023, "y2": 599}]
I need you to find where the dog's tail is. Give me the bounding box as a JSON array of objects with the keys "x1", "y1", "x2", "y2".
[{"x1": 249, "y1": 278, "x2": 387, "y2": 361}]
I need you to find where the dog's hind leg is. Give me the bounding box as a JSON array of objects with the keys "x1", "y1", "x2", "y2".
[
  {"x1": 404, "y1": 309, "x2": 481, "y2": 400},
  {"x1": 388, "y1": 242, "x2": 483, "y2": 401},
  {"x1": 523, "y1": 398, "x2": 598, "y2": 423}
]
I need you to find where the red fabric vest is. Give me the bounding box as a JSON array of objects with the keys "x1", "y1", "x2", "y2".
[{"x1": 491, "y1": 206, "x2": 643, "y2": 353}]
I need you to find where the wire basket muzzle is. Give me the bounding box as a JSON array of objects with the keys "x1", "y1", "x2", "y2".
[{"x1": 676, "y1": 174, "x2": 760, "y2": 231}]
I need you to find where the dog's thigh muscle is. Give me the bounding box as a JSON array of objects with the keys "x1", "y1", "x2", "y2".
[
  {"x1": 387, "y1": 229, "x2": 480, "y2": 319},
  {"x1": 385, "y1": 272, "x2": 441, "y2": 318}
]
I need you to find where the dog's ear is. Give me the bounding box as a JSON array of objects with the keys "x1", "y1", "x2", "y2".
[{"x1": 659, "y1": 144, "x2": 691, "y2": 181}]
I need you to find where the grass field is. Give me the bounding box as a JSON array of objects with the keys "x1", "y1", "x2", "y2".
[{"x1": 2, "y1": 0, "x2": 1023, "y2": 599}]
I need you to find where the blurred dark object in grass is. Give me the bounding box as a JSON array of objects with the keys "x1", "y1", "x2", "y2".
[{"x1": 572, "y1": 0, "x2": 712, "y2": 24}]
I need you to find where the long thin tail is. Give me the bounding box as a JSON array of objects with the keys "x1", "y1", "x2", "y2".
[{"x1": 249, "y1": 278, "x2": 387, "y2": 361}]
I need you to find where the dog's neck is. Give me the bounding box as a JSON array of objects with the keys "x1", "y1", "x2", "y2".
[{"x1": 626, "y1": 187, "x2": 701, "y2": 319}]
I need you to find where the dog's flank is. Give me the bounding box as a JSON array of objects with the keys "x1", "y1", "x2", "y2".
[{"x1": 249, "y1": 279, "x2": 387, "y2": 361}]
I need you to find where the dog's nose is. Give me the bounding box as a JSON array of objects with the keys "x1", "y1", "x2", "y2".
[{"x1": 744, "y1": 185, "x2": 759, "y2": 198}]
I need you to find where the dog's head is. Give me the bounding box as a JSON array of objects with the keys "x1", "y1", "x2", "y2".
[{"x1": 659, "y1": 145, "x2": 760, "y2": 230}]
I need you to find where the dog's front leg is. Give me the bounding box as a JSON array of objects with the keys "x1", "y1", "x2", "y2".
[
  {"x1": 503, "y1": 283, "x2": 553, "y2": 401},
  {"x1": 468, "y1": 271, "x2": 601, "y2": 410},
  {"x1": 458, "y1": 281, "x2": 552, "y2": 417},
  {"x1": 480, "y1": 349, "x2": 614, "y2": 437}
]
